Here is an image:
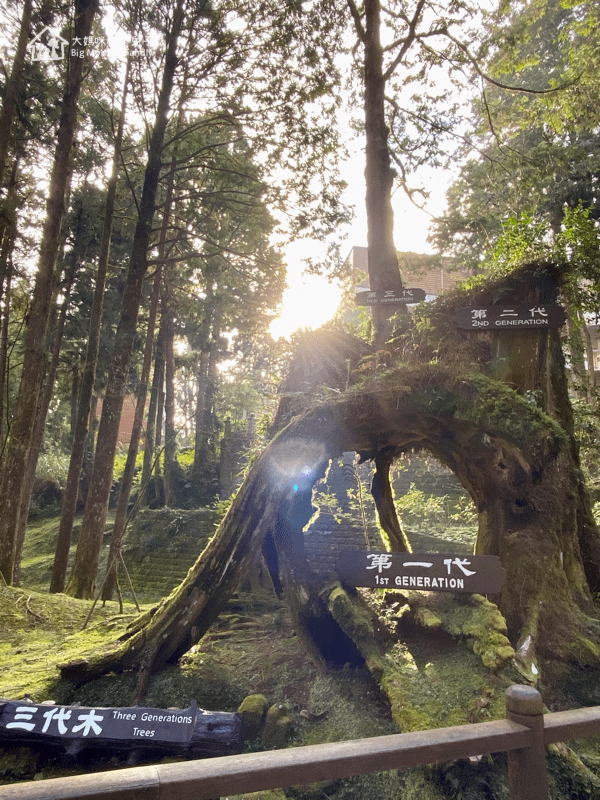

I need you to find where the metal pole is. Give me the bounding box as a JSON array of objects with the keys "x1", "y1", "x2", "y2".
[{"x1": 505, "y1": 684, "x2": 548, "y2": 800}]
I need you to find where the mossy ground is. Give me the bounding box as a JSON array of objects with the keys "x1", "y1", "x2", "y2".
[{"x1": 2, "y1": 512, "x2": 600, "y2": 798}]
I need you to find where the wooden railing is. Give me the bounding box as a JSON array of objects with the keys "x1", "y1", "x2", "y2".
[{"x1": 0, "y1": 686, "x2": 599, "y2": 800}]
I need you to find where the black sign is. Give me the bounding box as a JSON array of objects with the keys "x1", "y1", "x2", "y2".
[
  {"x1": 336, "y1": 552, "x2": 505, "y2": 594},
  {"x1": 0, "y1": 701, "x2": 197, "y2": 743},
  {"x1": 355, "y1": 288, "x2": 427, "y2": 306},
  {"x1": 453, "y1": 303, "x2": 566, "y2": 331}
]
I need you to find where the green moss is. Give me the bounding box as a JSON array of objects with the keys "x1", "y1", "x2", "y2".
[
  {"x1": 0, "y1": 586, "x2": 142, "y2": 701},
  {"x1": 238, "y1": 694, "x2": 269, "y2": 739},
  {"x1": 401, "y1": 767, "x2": 447, "y2": 800},
  {"x1": 292, "y1": 673, "x2": 405, "y2": 798},
  {"x1": 458, "y1": 372, "x2": 566, "y2": 457},
  {"x1": 380, "y1": 651, "x2": 437, "y2": 732},
  {"x1": 262, "y1": 704, "x2": 292, "y2": 749},
  {"x1": 415, "y1": 607, "x2": 442, "y2": 629},
  {"x1": 327, "y1": 586, "x2": 375, "y2": 643},
  {"x1": 0, "y1": 746, "x2": 40, "y2": 783},
  {"x1": 431, "y1": 594, "x2": 515, "y2": 672},
  {"x1": 547, "y1": 746, "x2": 600, "y2": 799}
]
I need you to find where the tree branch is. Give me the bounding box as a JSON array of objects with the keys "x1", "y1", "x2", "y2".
[
  {"x1": 382, "y1": 0, "x2": 427, "y2": 82},
  {"x1": 345, "y1": 0, "x2": 366, "y2": 44},
  {"x1": 443, "y1": 28, "x2": 579, "y2": 95}
]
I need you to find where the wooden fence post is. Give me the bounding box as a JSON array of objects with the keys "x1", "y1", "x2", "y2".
[{"x1": 505, "y1": 684, "x2": 548, "y2": 800}]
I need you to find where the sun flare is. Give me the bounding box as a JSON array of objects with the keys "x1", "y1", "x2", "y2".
[{"x1": 270, "y1": 272, "x2": 343, "y2": 340}]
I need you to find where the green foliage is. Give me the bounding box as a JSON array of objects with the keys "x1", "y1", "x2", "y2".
[
  {"x1": 489, "y1": 213, "x2": 555, "y2": 272},
  {"x1": 431, "y1": 0, "x2": 600, "y2": 278},
  {"x1": 396, "y1": 484, "x2": 448, "y2": 527},
  {"x1": 489, "y1": 206, "x2": 600, "y2": 311},
  {"x1": 35, "y1": 451, "x2": 71, "y2": 488},
  {"x1": 396, "y1": 483, "x2": 477, "y2": 530}
]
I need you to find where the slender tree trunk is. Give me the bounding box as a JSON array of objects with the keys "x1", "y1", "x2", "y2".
[
  {"x1": 0, "y1": 0, "x2": 32, "y2": 191},
  {"x1": 583, "y1": 324, "x2": 598, "y2": 394},
  {"x1": 194, "y1": 301, "x2": 221, "y2": 472},
  {"x1": 0, "y1": 0, "x2": 98, "y2": 584},
  {"x1": 193, "y1": 294, "x2": 215, "y2": 474},
  {"x1": 66, "y1": 0, "x2": 186, "y2": 598},
  {"x1": 101, "y1": 264, "x2": 162, "y2": 601},
  {"x1": 51, "y1": 55, "x2": 132, "y2": 593},
  {"x1": 0, "y1": 181, "x2": 17, "y2": 454},
  {"x1": 70, "y1": 358, "x2": 80, "y2": 443},
  {"x1": 13, "y1": 253, "x2": 79, "y2": 585},
  {"x1": 153, "y1": 345, "x2": 166, "y2": 506},
  {"x1": 362, "y1": 0, "x2": 404, "y2": 345},
  {"x1": 140, "y1": 332, "x2": 163, "y2": 507},
  {"x1": 162, "y1": 287, "x2": 177, "y2": 507},
  {"x1": 0, "y1": 267, "x2": 12, "y2": 456},
  {"x1": 371, "y1": 454, "x2": 410, "y2": 552}
]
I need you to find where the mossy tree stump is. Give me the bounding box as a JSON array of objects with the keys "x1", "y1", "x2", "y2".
[{"x1": 61, "y1": 263, "x2": 600, "y2": 701}]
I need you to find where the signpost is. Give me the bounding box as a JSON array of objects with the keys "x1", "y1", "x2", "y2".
[
  {"x1": 453, "y1": 303, "x2": 566, "y2": 331},
  {"x1": 355, "y1": 288, "x2": 427, "y2": 306},
  {"x1": 0, "y1": 699, "x2": 244, "y2": 760},
  {"x1": 336, "y1": 551, "x2": 506, "y2": 594},
  {"x1": 0, "y1": 701, "x2": 198, "y2": 743}
]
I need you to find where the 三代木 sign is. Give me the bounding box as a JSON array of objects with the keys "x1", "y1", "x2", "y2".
[{"x1": 0, "y1": 701, "x2": 198, "y2": 743}]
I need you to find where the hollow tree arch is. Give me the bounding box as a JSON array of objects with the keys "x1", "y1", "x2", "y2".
[
  {"x1": 60, "y1": 263, "x2": 600, "y2": 698},
  {"x1": 60, "y1": 366, "x2": 600, "y2": 693}
]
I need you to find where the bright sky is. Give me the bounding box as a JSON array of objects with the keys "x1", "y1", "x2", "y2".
[{"x1": 269, "y1": 151, "x2": 451, "y2": 340}]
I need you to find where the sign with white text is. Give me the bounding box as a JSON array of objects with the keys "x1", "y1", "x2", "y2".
[
  {"x1": 453, "y1": 304, "x2": 566, "y2": 331},
  {"x1": 0, "y1": 701, "x2": 197, "y2": 743},
  {"x1": 336, "y1": 552, "x2": 505, "y2": 594},
  {"x1": 355, "y1": 288, "x2": 427, "y2": 306}
]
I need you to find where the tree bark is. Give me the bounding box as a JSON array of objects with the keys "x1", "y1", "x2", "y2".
[
  {"x1": 193, "y1": 293, "x2": 216, "y2": 475},
  {"x1": 0, "y1": 168, "x2": 18, "y2": 453},
  {"x1": 162, "y1": 286, "x2": 177, "y2": 507},
  {"x1": 371, "y1": 454, "x2": 410, "y2": 552},
  {"x1": 362, "y1": 0, "x2": 404, "y2": 345},
  {"x1": 0, "y1": 0, "x2": 32, "y2": 191},
  {"x1": 153, "y1": 347, "x2": 166, "y2": 505},
  {"x1": 51, "y1": 53, "x2": 132, "y2": 594},
  {"x1": 100, "y1": 265, "x2": 162, "y2": 602},
  {"x1": 194, "y1": 302, "x2": 222, "y2": 473},
  {"x1": 140, "y1": 328, "x2": 164, "y2": 507},
  {"x1": 0, "y1": 261, "x2": 12, "y2": 455},
  {"x1": 0, "y1": 0, "x2": 98, "y2": 584},
  {"x1": 65, "y1": 0, "x2": 186, "y2": 598}
]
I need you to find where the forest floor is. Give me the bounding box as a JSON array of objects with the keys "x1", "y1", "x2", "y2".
[{"x1": 1, "y1": 513, "x2": 600, "y2": 798}]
